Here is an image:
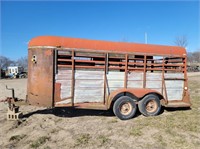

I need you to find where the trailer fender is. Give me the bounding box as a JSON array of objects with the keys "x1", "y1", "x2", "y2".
[{"x1": 108, "y1": 88, "x2": 164, "y2": 109}]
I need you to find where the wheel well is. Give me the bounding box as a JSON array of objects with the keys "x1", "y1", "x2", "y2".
[{"x1": 109, "y1": 92, "x2": 138, "y2": 109}]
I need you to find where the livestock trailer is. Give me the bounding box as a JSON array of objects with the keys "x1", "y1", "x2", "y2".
[{"x1": 27, "y1": 36, "x2": 191, "y2": 120}]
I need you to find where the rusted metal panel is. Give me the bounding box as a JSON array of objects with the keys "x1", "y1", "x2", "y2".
[
  {"x1": 54, "y1": 83, "x2": 61, "y2": 102},
  {"x1": 27, "y1": 48, "x2": 54, "y2": 106}
]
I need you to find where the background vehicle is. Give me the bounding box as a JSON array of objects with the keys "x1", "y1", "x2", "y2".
[
  {"x1": 16, "y1": 72, "x2": 28, "y2": 78},
  {"x1": 27, "y1": 36, "x2": 190, "y2": 120}
]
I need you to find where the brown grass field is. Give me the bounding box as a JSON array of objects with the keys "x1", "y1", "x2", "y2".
[{"x1": 0, "y1": 72, "x2": 199, "y2": 149}]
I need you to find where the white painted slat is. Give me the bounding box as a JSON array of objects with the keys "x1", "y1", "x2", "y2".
[
  {"x1": 75, "y1": 73, "x2": 103, "y2": 80},
  {"x1": 146, "y1": 73, "x2": 162, "y2": 81},
  {"x1": 57, "y1": 69, "x2": 72, "y2": 74},
  {"x1": 107, "y1": 72, "x2": 124, "y2": 80},
  {"x1": 146, "y1": 81, "x2": 162, "y2": 88},
  {"x1": 74, "y1": 96, "x2": 103, "y2": 103},
  {"x1": 60, "y1": 86, "x2": 72, "y2": 90},
  {"x1": 128, "y1": 72, "x2": 143, "y2": 81},
  {"x1": 107, "y1": 80, "x2": 124, "y2": 88},
  {"x1": 165, "y1": 80, "x2": 184, "y2": 88},
  {"x1": 56, "y1": 80, "x2": 72, "y2": 86},
  {"x1": 127, "y1": 81, "x2": 143, "y2": 88},
  {"x1": 56, "y1": 75, "x2": 72, "y2": 80},
  {"x1": 74, "y1": 88, "x2": 103, "y2": 96},
  {"x1": 60, "y1": 91, "x2": 71, "y2": 99},
  {"x1": 167, "y1": 89, "x2": 183, "y2": 100},
  {"x1": 164, "y1": 73, "x2": 184, "y2": 78},
  {"x1": 75, "y1": 70, "x2": 104, "y2": 74},
  {"x1": 75, "y1": 80, "x2": 104, "y2": 88}
]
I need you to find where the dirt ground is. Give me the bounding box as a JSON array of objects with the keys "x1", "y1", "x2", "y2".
[{"x1": 0, "y1": 72, "x2": 199, "y2": 149}]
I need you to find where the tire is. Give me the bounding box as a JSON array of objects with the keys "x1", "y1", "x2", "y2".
[
  {"x1": 113, "y1": 96, "x2": 137, "y2": 120},
  {"x1": 138, "y1": 94, "x2": 161, "y2": 116}
]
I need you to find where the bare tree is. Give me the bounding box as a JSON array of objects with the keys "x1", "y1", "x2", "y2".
[
  {"x1": 187, "y1": 51, "x2": 200, "y2": 64},
  {"x1": 16, "y1": 56, "x2": 28, "y2": 70},
  {"x1": 0, "y1": 56, "x2": 14, "y2": 69},
  {"x1": 174, "y1": 36, "x2": 188, "y2": 48}
]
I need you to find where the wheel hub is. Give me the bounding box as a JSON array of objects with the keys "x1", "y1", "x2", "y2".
[
  {"x1": 146, "y1": 99, "x2": 158, "y2": 113},
  {"x1": 120, "y1": 102, "x2": 132, "y2": 115}
]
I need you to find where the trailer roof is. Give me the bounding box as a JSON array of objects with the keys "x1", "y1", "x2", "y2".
[{"x1": 29, "y1": 36, "x2": 186, "y2": 56}]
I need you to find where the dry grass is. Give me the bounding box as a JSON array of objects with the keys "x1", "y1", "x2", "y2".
[{"x1": 0, "y1": 74, "x2": 199, "y2": 149}]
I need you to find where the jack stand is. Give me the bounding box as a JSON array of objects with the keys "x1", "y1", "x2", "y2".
[
  {"x1": 5, "y1": 86, "x2": 23, "y2": 120},
  {"x1": 7, "y1": 98, "x2": 23, "y2": 120}
]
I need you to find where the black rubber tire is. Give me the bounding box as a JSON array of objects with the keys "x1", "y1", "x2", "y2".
[
  {"x1": 138, "y1": 94, "x2": 161, "y2": 116},
  {"x1": 113, "y1": 96, "x2": 137, "y2": 120}
]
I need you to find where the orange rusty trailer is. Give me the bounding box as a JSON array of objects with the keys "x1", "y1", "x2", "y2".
[{"x1": 27, "y1": 36, "x2": 191, "y2": 120}]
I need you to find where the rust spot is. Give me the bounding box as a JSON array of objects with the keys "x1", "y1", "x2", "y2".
[{"x1": 54, "y1": 83, "x2": 61, "y2": 102}]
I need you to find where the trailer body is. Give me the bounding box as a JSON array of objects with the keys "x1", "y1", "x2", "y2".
[{"x1": 27, "y1": 36, "x2": 190, "y2": 119}]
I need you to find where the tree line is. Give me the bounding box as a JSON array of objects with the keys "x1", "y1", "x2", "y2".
[{"x1": 0, "y1": 56, "x2": 28, "y2": 70}]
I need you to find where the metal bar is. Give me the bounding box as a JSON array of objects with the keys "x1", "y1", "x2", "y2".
[
  {"x1": 103, "y1": 53, "x2": 107, "y2": 105},
  {"x1": 54, "y1": 49, "x2": 58, "y2": 74},
  {"x1": 127, "y1": 62, "x2": 144, "y2": 65},
  {"x1": 57, "y1": 59, "x2": 72, "y2": 62},
  {"x1": 146, "y1": 68, "x2": 184, "y2": 72},
  {"x1": 164, "y1": 78, "x2": 185, "y2": 80},
  {"x1": 147, "y1": 63, "x2": 184, "y2": 67},
  {"x1": 6, "y1": 86, "x2": 15, "y2": 99},
  {"x1": 161, "y1": 56, "x2": 165, "y2": 95},
  {"x1": 58, "y1": 53, "x2": 105, "y2": 58},
  {"x1": 162, "y1": 56, "x2": 168, "y2": 102},
  {"x1": 71, "y1": 50, "x2": 75, "y2": 107},
  {"x1": 58, "y1": 65, "x2": 104, "y2": 69},
  {"x1": 75, "y1": 60, "x2": 105, "y2": 64},
  {"x1": 143, "y1": 55, "x2": 147, "y2": 88},
  {"x1": 52, "y1": 49, "x2": 56, "y2": 107},
  {"x1": 109, "y1": 61, "x2": 125, "y2": 65},
  {"x1": 183, "y1": 56, "x2": 189, "y2": 102},
  {"x1": 124, "y1": 54, "x2": 128, "y2": 88},
  {"x1": 106, "y1": 53, "x2": 109, "y2": 74}
]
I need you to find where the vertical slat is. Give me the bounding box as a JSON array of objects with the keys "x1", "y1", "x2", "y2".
[
  {"x1": 124, "y1": 54, "x2": 128, "y2": 88},
  {"x1": 162, "y1": 56, "x2": 168, "y2": 101},
  {"x1": 71, "y1": 50, "x2": 75, "y2": 106},
  {"x1": 183, "y1": 56, "x2": 187, "y2": 102},
  {"x1": 54, "y1": 49, "x2": 58, "y2": 74},
  {"x1": 143, "y1": 55, "x2": 147, "y2": 88},
  {"x1": 53, "y1": 49, "x2": 57, "y2": 107},
  {"x1": 161, "y1": 56, "x2": 164, "y2": 95},
  {"x1": 104, "y1": 53, "x2": 107, "y2": 105}
]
